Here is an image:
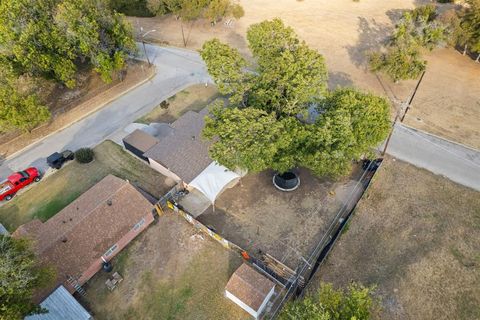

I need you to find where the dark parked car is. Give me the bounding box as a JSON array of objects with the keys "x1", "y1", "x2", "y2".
[{"x1": 47, "y1": 150, "x2": 74, "y2": 169}]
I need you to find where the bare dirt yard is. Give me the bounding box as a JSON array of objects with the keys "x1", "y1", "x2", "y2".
[
  {"x1": 309, "y1": 157, "x2": 480, "y2": 320},
  {"x1": 0, "y1": 61, "x2": 154, "y2": 159},
  {"x1": 0, "y1": 140, "x2": 173, "y2": 232},
  {"x1": 136, "y1": 84, "x2": 221, "y2": 124},
  {"x1": 197, "y1": 166, "x2": 364, "y2": 270},
  {"x1": 132, "y1": 0, "x2": 480, "y2": 149},
  {"x1": 80, "y1": 213, "x2": 249, "y2": 320}
]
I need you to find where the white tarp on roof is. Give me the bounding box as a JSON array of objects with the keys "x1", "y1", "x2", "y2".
[{"x1": 189, "y1": 162, "x2": 241, "y2": 204}]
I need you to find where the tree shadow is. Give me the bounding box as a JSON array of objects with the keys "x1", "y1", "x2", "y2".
[
  {"x1": 328, "y1": 71, "x2": 354, "y2": 89},
  {"x1": 346, "y1": 17, "x2": 392, "y2": 69}
]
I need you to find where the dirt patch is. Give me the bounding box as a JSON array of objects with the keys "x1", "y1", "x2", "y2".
[
  {"x1": 132, "y1": 0, "x2": 480, "y2": 148},
  {"x1": 136, "y1": 84, "x2": 221, "y2": 124},
  {"x1": 80, "y1": 213, "x2": 249, "y2": 320},
  {"x1": 0, "y1": 61, "x2": 154, "y2": 159},
  {"x1": 197, "y1": 166, "x2": 364, "y2": 270},
  {"x1": 0, "y1": 140, "x2": 174, "y2": 231},
  {"x1": 310, "y1": 157, "x2": 480, "y2": 320}
]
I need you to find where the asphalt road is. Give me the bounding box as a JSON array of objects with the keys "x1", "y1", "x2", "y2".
[
  {"x1": 385, "y1": 124, "x2": 480, "y2": 191},
  {"x1": 0, "y1": 44, "x2": 211, "y2": 178},
  {"x1": 0, "y1": 43, "x2": 479, "y2": 192}
]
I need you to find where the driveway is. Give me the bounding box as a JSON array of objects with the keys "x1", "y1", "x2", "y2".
[
  {"x1": 0, "y1": 44, "x2": 211, "y2": 178},
  {"x1": 385, "y1": 124, "x2": 480, "y2": 191}
]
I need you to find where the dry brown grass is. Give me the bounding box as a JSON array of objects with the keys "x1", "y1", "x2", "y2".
[
  {"x1": 80, "y1": 213, "x2": 249, "y2": 320},
  {"x1": 132, "y1": 0, "x2": 480, "y2": 149},
  {"x1": 310, "y1": 157, "x2": 480, "y2": 320},
  {"x1": 135, "y1": 84, "x2": 220, "y2": 124}
]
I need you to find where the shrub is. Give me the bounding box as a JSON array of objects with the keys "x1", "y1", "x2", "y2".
[{"x1": 75, "y1": 147, "x2": 94, "y2": 163}]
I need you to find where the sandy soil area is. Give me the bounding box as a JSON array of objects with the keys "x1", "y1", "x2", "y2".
[
  {"x1": 131, "y1": 0, "x2": 480, "y2": 149},
  {"x1": 81, "y1": 213, "x2": 248, "y2": 320},
  {"x1": 197, "y1": 166, "x2": 364, "y2": 270},
  {"x1": 310, "y1": 157, "x2": 480, "y2": 320}
]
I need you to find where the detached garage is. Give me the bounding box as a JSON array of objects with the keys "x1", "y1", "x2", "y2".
[{"x1": 122, "y1": 129, "x2": 159, "y2": 161}]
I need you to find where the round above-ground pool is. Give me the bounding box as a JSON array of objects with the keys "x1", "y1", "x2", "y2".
[{"x1": 273, "y1": 171, "x2": 300, "y2": 191}]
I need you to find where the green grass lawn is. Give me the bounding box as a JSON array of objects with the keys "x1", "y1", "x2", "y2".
[{"x1": 0, "y1": 140, "x2": 172, "y2": 232}]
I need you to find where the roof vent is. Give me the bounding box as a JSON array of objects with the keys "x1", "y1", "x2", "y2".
[
  {"x1": 107, "y1": 199, "x2": 112, "y2": 206},
  {"x1": 61, "y1": 237, "x2": 68, "y2": 243},
  {"x1": 191, "y1": 135, "x2": 196, "y2": 140}
]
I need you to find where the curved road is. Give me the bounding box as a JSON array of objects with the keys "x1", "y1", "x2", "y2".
[
  {"x1": 0, "y1": 44, "x2": 211, "y2": 178},
  {"x1": 0, "y1": 43, "x2": 479, "y2": 192}
]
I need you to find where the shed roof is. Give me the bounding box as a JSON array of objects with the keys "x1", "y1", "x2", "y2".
[
  {"x1": 0, "y1": 223, "x2": 9, "y2": 235},
  {"x1": 25, "y1": 286, "x2": 92, "y2": 320},
  {"x1": 143, "y1": 110, "x2": 212, "y2": 183},
  {"x1": 122, "y1": 129, "x2": 160, "y2": 153},
  {"x1": 13, "y1": 175, "x2": 153, "y2": 300},
  {"x1": 225, "y1": 263, "x2": 275, "y2": 312}
]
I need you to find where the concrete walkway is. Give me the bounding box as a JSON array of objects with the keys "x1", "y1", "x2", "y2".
[
  {"x1": 0, "y1": 44, "x2": 211, "y2": 178},
  {"x1": 385, "y1": 124, "x2": 480, "y2": 191}
]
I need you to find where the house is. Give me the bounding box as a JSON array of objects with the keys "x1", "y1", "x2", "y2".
[
  {"x1": 122, "y1": 129, "x2": 159, "y2": 161},
  {"x1": 13, "y1": 175, "x2": 155, "y2": 300},
  {"x1": 142, "y1": 109, "x2": 242, "y2": 204},
  {"x1": 225, "y1": 263, "x2": 276, "y2": 319},
  {"x1": 25, "y1": 286, "x2": 92, "y2": 320}
]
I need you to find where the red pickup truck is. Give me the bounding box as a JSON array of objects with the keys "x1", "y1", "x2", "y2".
[{"x1": 0, "y1": 167, "x2": 41, "y2": 201}]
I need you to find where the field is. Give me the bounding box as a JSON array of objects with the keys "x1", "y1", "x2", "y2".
[
  {"x1": 0, "y1": 140, "x2": 173, "y2": 231},
  {"x1": 197, "y1": 166, "x2": 365, "y2": 270},
  {"x1": 310, "y1": 157, "x2": 480, "y2": 320},
  {"x1": 80, "y1": 213, "x2": 249, "y2": 320},
  {"x1": 132, "y1": 0, "x2": 480, "y2": 149},
  {"x1": 136, "y1": 84, "x2": 220, "y2": 124}
]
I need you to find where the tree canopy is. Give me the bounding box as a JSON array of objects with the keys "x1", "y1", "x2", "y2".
[
  {"x1": 201, "y1": 19, "x2": 391, "y2": 177},
  {"x1": 0, "y1": 0, "x2": 135, "y2": 132},
  {"x1": 0, "y1": 0, "x2": 136, "y2": 88},
  {"x1": 0, "y1": 235, "x2": 54, "y2": 320},
  {"x1": 279, "y1": 282, "x2": 377, "y2": 320},
  {"x1": 369, "y1": 4, "x2": 448, "y2": 82},
  {"x1": 462, "y1": 0, "x2": 480, "y2": 60}
]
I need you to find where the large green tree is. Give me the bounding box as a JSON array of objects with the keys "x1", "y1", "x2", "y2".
[
  {"x1": 201, "y1": 19, "x2": 390, "y2": 178},
  {"x1": 0, "y1": 0, "x2": 136, "y2": 88},
  {"x1": 462, "y1": 0, "x2": 480, "y2": 61},
  {"x1": 369, "y1": 5, "x2": 448, "y2": 82},
  {"x1": 0, "y1": 235, "x2": 54, "y2": 320},
  {"x1": 279, "y1": 282, "x2": 377, "y2": 320},
  {"x1": 0, "y1": 60, "x2": 50, "y2": 133}
]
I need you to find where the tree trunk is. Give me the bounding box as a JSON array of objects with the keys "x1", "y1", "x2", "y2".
[{"x1": 463, "y1": 44, "x2": 467, "y2": 56}]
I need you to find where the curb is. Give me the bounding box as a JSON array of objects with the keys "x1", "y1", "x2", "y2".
[
  {"x1": 398, "y1": 123, "x2": 480, "y2": 153},
  {"x1": 5, "y1": 67, "x2": 157, "y2": 161}
]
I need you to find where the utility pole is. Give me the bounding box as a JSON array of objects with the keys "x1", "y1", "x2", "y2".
[
  {"x1": 140, "y1": 28, "x2": 156, "y2": 66},
  {"x1": 401, "y1": 70, "x2": 426, "y2": 122}
]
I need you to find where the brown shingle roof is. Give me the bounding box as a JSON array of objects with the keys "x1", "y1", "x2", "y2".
[
  {"x1": 13, "y1": 175, "x2": 153, "y2": 300},
  {"x1": 122, "y1": 129, "x2": 160, "y2": 153},
  {"x1": 143, "y1": 110, "x2": 212, "y2": 183},
  {"x1": 225, "y1": 263, "x2": 275, "y2": 311}
]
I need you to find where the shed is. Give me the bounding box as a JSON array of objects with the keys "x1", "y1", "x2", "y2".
[
  {"x1": 122, "y1": 129, "x2": 160, "y2": 161},
  {"x1": 225, "y1": 263, "x2": 275, "y2": 319},
  {"x1": 25, "y1": 286, "x2": 92, "y2": 320}
]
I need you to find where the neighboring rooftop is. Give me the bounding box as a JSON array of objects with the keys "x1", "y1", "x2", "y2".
[
  {"x1": 225, "y1": 263, "x2": 275, "y2": 312},
  {"x1": 13, "y1": 175, "x2": 153, "y2": 299},
  {"x1": 143, "y1": 110, "x2": 212, "y2": 183},
  {"x1": 25, "y1": 286, "x2": 92, "y2": 320}
]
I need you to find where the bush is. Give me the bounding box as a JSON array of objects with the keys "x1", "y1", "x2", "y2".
[{"x1": 75, "y1": 147, "x2": 94, "y2": 163}]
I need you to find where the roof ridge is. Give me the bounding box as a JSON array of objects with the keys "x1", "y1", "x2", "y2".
[{"x1": 38, "y1": 180, "x2": 130, "y2": 254}]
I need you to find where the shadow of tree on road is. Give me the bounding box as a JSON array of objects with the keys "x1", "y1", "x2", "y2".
[{"x1": 328, "y1": 71, "x2": 354, "y2": 89}]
